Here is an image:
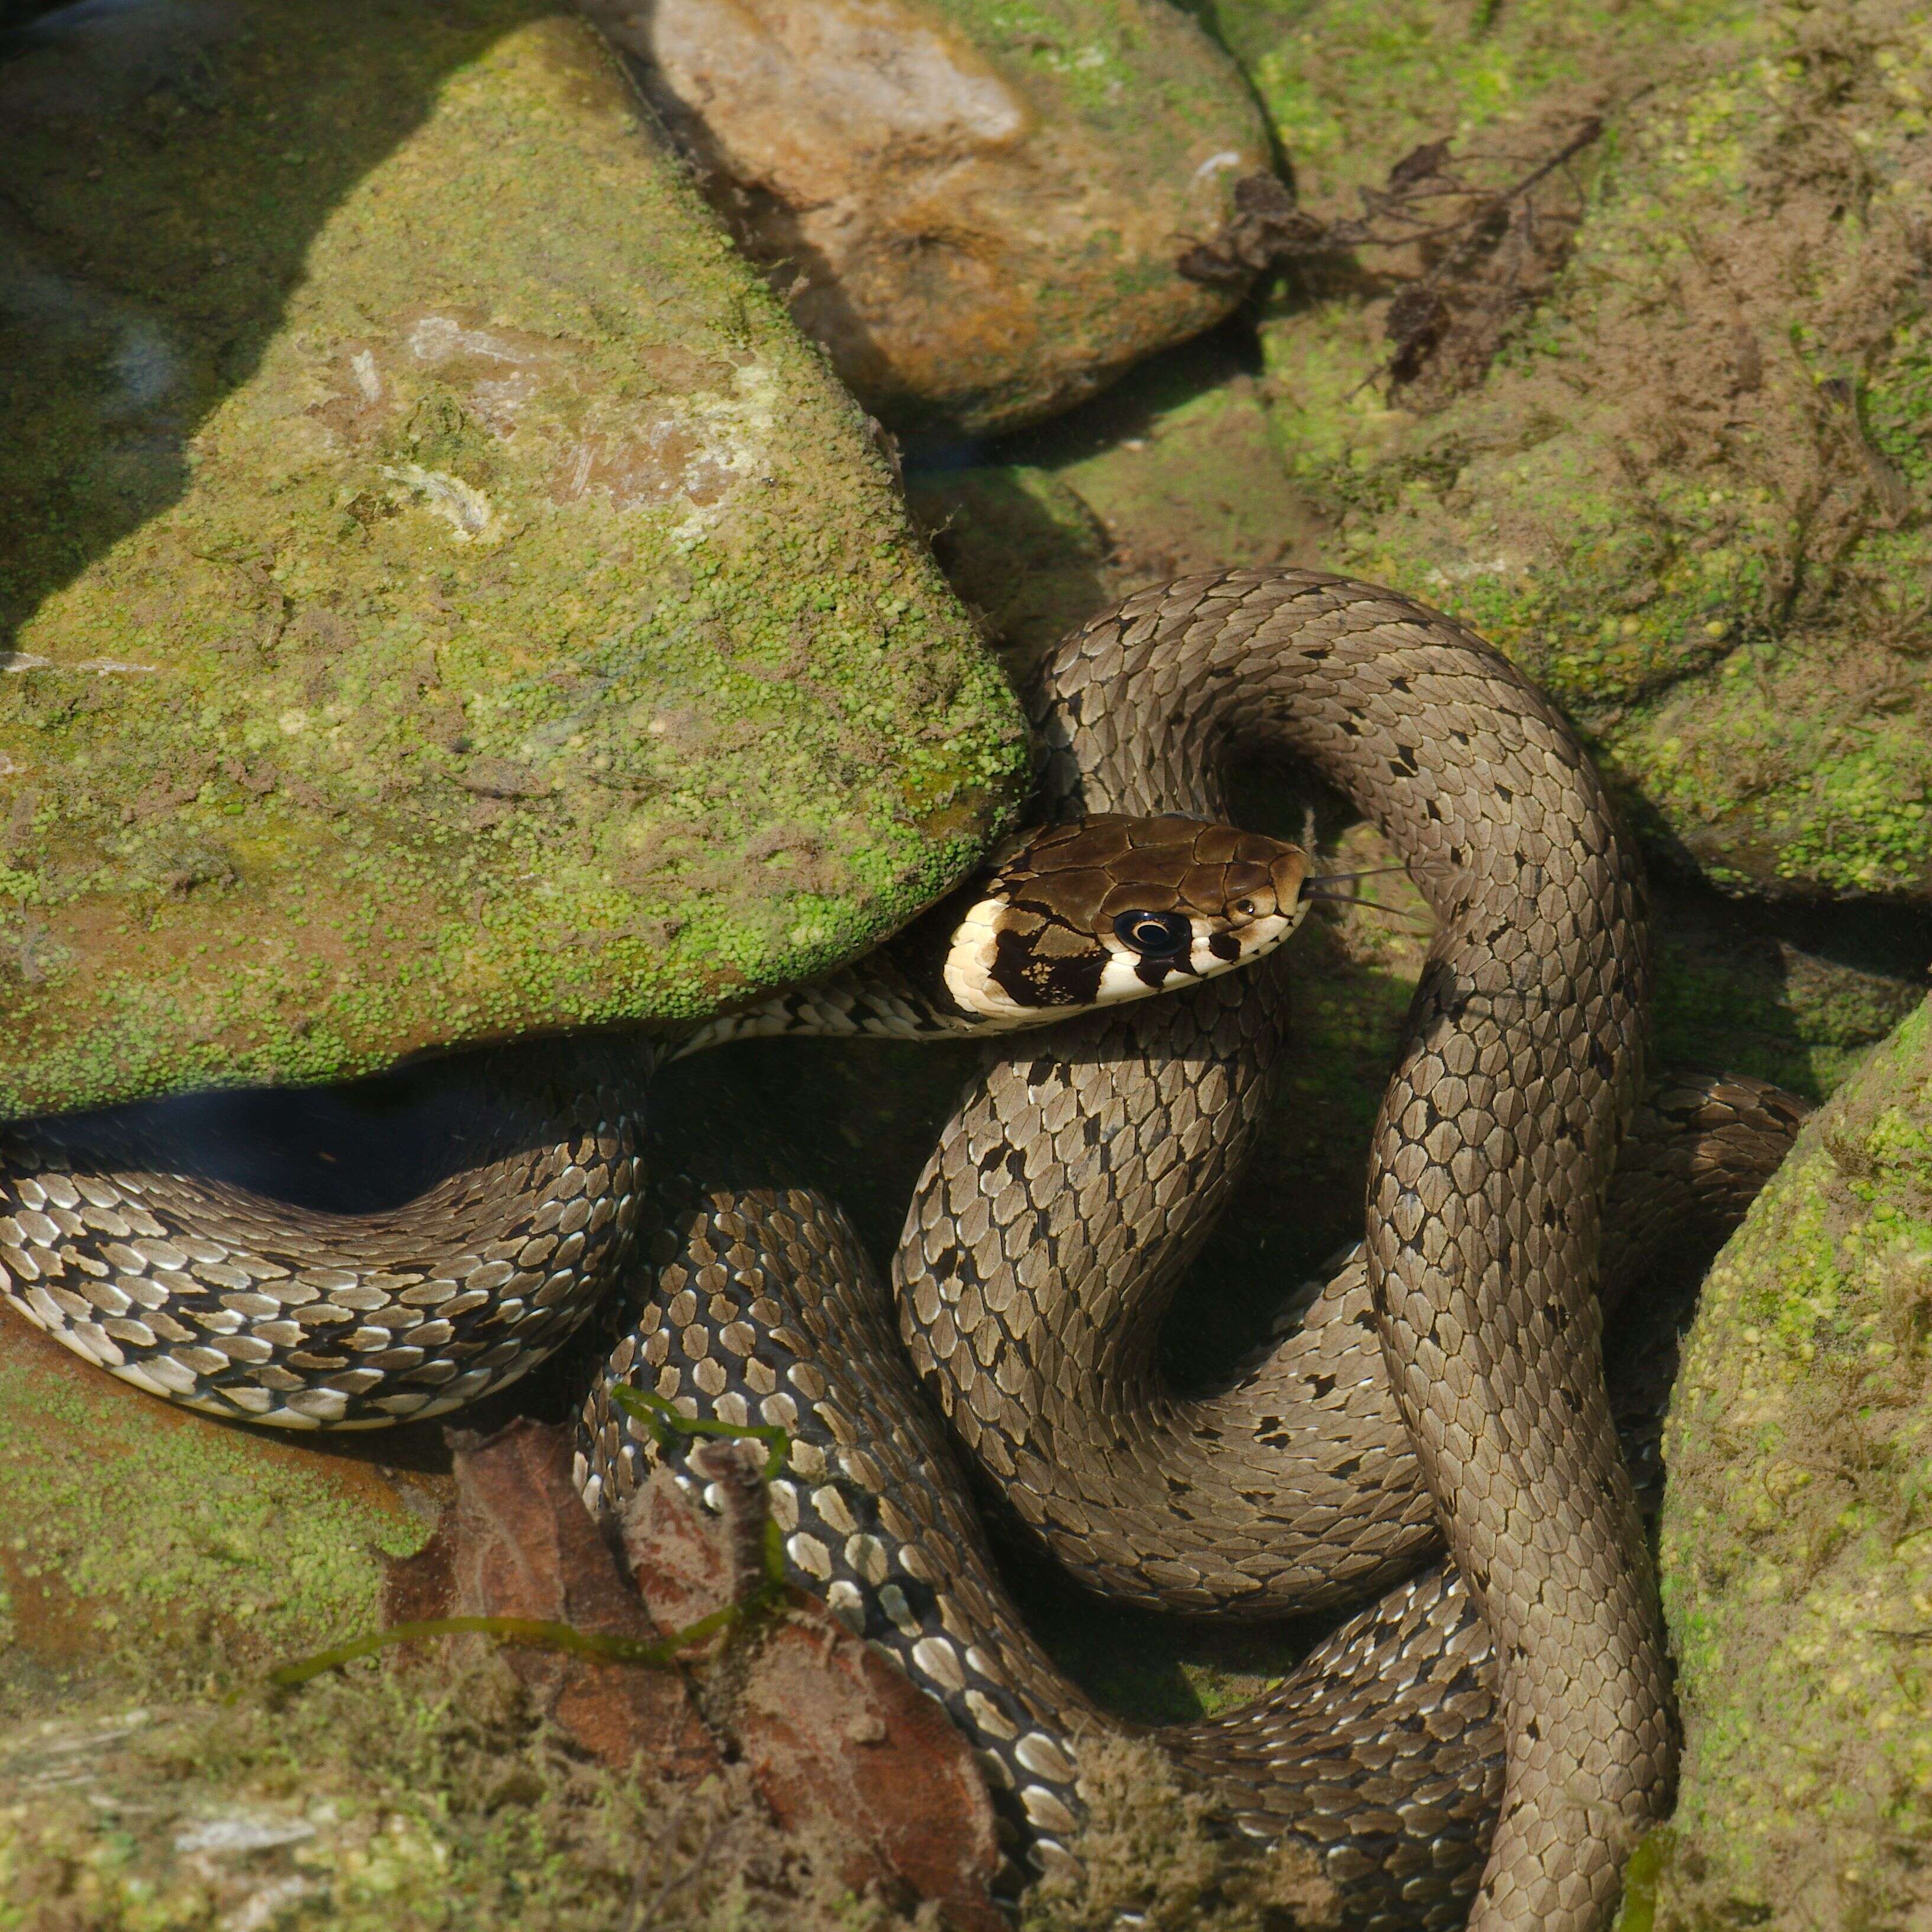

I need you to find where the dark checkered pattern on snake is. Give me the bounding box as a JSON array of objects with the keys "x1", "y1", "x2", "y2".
[{"x1": 574, "y1": 1067, "x2": 1802, "y2": 1930}]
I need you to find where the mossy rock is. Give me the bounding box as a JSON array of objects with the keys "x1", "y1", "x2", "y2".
[
  {"x1": 1643, "y1": 994, "x2": 1932, "y2": 1927},
  {"x1": 0, "y1": 1297, "x2": 938, "y2": 1931},
  {"x1": 0, "y1": 1296, "x2": 433, "y2": 1712},
  {"x1": 1202, "y1": 0, "x2": 1932, "y2": 899},
  {"x1": 0, "y1": 0, "x2": 1028, "y2": 1120}
]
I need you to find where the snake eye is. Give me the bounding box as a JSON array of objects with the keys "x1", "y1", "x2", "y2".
[
  {"x1": 1113, "y1": 910, "x2": 1192, "y2": 957},
  {"x1": 1234, "y1": 899, "x2": 1259, "y2": 918}
]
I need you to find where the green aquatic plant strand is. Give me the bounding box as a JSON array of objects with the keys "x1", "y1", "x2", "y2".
[
  {"x1": 609, "y1": 1380, "x2": 793, "y2": 1589},
  {"x1": 608, "y1": 1380, "x2": 793, "y2": 1486},
  {"x1": 267, "y1": 1611, "x2": 737, "y2": 1689}
]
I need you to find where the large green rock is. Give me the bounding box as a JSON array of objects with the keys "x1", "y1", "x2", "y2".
[
  {"x1": 0, "y1": 0, "x2": 1027, "y2": 1119},
  {"x1": 1643, "y1": 995, "x2": 1932, "y2": 1927},
  {"x1": 1202, "y1": 0, "x2": 1932, "y2": 899}
]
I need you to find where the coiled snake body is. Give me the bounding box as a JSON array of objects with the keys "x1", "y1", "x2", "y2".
[{"x1": 2, "y1": 572, "x2": 1807, "y2": 1930}]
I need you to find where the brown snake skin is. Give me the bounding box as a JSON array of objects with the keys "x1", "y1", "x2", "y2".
[
  {"x1": 1, "y1": 570, "x2": 1809, "y2": 1929},
  {"x1": 1026, "y1": 569, "x2": 1663, "y2": 1928},
  {"x1": 584, "y1": 571, "x2": 1803, "y2": 1926}
]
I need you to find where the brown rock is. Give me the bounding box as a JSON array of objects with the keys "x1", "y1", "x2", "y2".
[
  {"x1": 739, "y1": 1618, "x2": 1006, "y2": 1932},
  {"x1": 384, "y1": 1419, "x2": 722, "y2": 1781},
  {"x1": 622, "y1": 1444, "x2": 1004, "y2": 1930},
  {"x1": 621, "y1": 1436, "x2": 774, "y2": 1646},
  {"x1": 584, "y1": 0, "x2": 1269, "y2": 434},
  {"x1": 388, "y1": 1422, "x2": 1001, "y2": 1925}
]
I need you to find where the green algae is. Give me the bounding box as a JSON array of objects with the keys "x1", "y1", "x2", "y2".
[
  {"x1": 0, "y1": 1, "x2": 1029, "y2": 1120},
  {"x1": 0, "y1": 1310, "x2": 429, "y2": 1711},
  {"x1": 940, "y1": 0, "x2": 1257, "y2": 135},
  {"x1": 1019, "y1": 1732, "x2": 1341, "y2": 1931},
  {"x1": 1203, "y1": 0, "x2": 1759, "y2": 206},
  {"x1": 1654, "y1": 996, "x2": 1932, "y2": 1925},
  {"x1": 1651, "y1": 907, "x2": 1927, "y2": 1102},
  {"x1": 1211, "y1": 0, "x2": 1932, "y2": 900}
]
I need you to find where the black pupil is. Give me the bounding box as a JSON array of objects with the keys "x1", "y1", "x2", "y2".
[{"x1": 1115, "y1": 911, "x2": 1191, "y2": 957}]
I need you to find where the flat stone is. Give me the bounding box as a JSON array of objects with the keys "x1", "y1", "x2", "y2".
[
  {"x1": 912, "y1": 333, "x2": 1322, "y2": 686},
  {"x1": 585, "y1": 0, "x2": 1270, "y2": 434},
  {"x1": 0, "y1": 1296, "x2": 433, "y2": 1699},
  {"x1": 0, "y1": 0, "x2": 1027, "y2": 1119}
]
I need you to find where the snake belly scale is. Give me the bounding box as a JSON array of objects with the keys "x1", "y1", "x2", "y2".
[{"x1": 1, "y1": 571, "x2": 1807, "y2": 1931}]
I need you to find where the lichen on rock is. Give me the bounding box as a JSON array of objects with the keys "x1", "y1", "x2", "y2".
[
  {"x1": 0, "y1": 0, "x2": 1028, "y2": 1120},
  {"x1": 1651, "y1": 994, "x2": 1932, "y2": 1926}
]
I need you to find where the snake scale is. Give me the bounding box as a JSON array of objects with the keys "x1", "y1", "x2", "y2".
[{"x1": 2, "y1": 569, "x2": 1807, "y2": 1930}]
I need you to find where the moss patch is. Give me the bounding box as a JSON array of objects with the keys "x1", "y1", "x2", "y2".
[
  {"x1": 0, "y1": 1303, "x2": 437, "y2": 1714},
  {"x1": 1653, "y1": 995, "x2": 1932, "y2": 1925},
  {"x1": 1019, "y1": 1732, "x2": 1340, "y2": 1931},
  {"x1": 0, "y1": 1660, "x2": 938, "y2": 1932},
  {"x1": 1201, "y1": 0, "x2": 1759, "y2": 200},
  {"x1": 1218, "y1": 0, "x2": 1932, "y2": 899},
  {"x1": 0, "y1": 0, "x2": 1028, "y2": 1119}
]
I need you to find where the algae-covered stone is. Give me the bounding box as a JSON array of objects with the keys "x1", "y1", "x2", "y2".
[
  {"x1": 1212, "y1": 0, "x2": 1932, "y2": 899},
  {"x1": 1646, "y1": 994, "x2": 1932, "y2": 1927},
  {"x1": 0, "y1": 0, "x2": 1028, "y2": 1120},
  {"x1": 0, "y1": 1301, "x2": 430, "y2": 1705},
  {"x1": 584, "y1": 0, "x2": 1270, "y2": 436}
]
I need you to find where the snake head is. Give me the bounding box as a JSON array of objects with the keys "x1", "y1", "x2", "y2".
[{"x1": 941, "y1": 814, "x2": 1310, "y2": 1023}]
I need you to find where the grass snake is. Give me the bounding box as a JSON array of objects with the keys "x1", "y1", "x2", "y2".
[{"x1": 2, "y1": 570, "x2": 1806, "y2": 1930}]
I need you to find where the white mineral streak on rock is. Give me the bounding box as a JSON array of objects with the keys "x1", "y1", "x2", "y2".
[
  {"x1": 667, "y1": 357, "x2": 780, "y2": 545},
  {"x1": 0, "y1": 1709, "x2": 153, "y2": 1790},
  {"x1": 379, "y1": 463, "x2": 500, "y2": 544},
  {"x1": 405, "y1": 313, "x2": 532, "y2": 366},
  {"x1": 173, "y1": 1814, "x2": 317, "y2": 1856}
]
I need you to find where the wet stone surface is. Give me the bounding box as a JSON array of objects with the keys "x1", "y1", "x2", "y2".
[
  {"x1": 586, "y1": 0, "x2": 1270, "y2": 436},
  {"x1": 1652, "y1": 994, "x2": 1932, "y2": 1928}
]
